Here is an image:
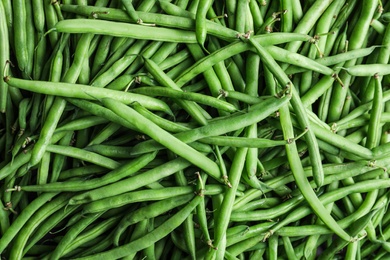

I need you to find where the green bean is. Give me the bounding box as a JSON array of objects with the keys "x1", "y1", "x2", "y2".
[
  {"x1": 280, "y1": 0, "x2": 293, "y2": 32},
  {"x1": 219, "y1": 89, "x2": 273, "y2": 105},
  {"x1": 73, "y1": 194, "x2": 202, "y2": 259},
  {"x1": 366, "y1": 74, "x2": 383, "y2": 149},
  {"x1": 46, "y1": 144, "x2": 120, "y2": 169},
  {"x1": 4, "y1": 76, "x2": 172, "y2": 115},
  {"x1": 4, "y1": 105, "x2": 16, "y2": 159},
  {"x1": 90, "y1": 36, "x2": 113, "y2": 77},
  {"x1": 234, "y1": 0, "x2": 247, "y2": 32},
  {"x1": 340, "y1": 64, "x2": 390, "y2": 76},
  {"x1": 13, "y1": 0, "x2": 29, "y2": 75},
  {"x1": 58, "y1": 165, "x2": 107, "y2": 181},
  {"x1": 81, "y1": 184, "x2": 223, "y2": 215},
  {"x1": 199, "y1": 135, "x2": 288, "y2": 148},
  {"x1": 0, "y1": 199, "x2": 10, "y2": 236},
  {"x1": 159, "y1": 0, "x2": 193, "y2": 17},
  {"x1": 17, "y1": 97, "x2": 32, "y2": 137},
  {"x1": 84, "y1": 144, "x2": 134, "y2": 159},
  {"x1": 282, "y1": 236, "x2": 299, "y2": 260},
  {"x1": 24, "y1": 0, "x2": 35, "y2": 79},
  {"x1": 20, "y1": 151, "x2": 156, "y2": 193},
  {"x1": 28, "y1": 94, "x2": 42, "y2": 133},
  {"x1": 95, "y1": 39, "x2": 136, "y2": 79},
  {"x1": 267, "y1": 234, "x2": 278, "y2": 260},
  {"x1": 131, "y1": 86, "x2": 237, "y2": 113},
  {"x1": 136, "y1": 0, "x2": 158, "y2": 12},
  {"x1": 36, "y1": 151, "x2": 50, "y2": 187},
  {"x1": 55, "y1": 116, "x2": 109, "y2": 133},
  {"x1": 371, "y1": 18, "x2": 386, "y2": 34},
  {"x1": 1, "y1": 0, "x2": 13, "y2": 48},
  {"x1": 299, "y1": 43, "x2": 317, "y2": 96},
  {"x1": 0, "y1": 0, "x2": 9, "y2": 112},
  {"x1": 53, "y1": 19, "x2": 198, "y2": 43},
  {"x1": 51, "y1": 134, "x2": 73, "y2": 183},
  {"x1": 61, "y1": 4, "x2": 238, "y2": 42},
  {"x1": 32, "y1": 0, "x2": 45, "y2": 33},
  {"x1": 195, "y1": 0, "x2": 212, "y2": 52}
]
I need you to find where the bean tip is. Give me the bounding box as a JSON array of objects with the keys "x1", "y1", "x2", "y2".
[{"x1": 3, "y1": 75, "x2": 10, "y2": 83}]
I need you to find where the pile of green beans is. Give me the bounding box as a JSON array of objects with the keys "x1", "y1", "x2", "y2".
[{"x1": 2, "y1": 0, "x2": 390, "y2": 259}]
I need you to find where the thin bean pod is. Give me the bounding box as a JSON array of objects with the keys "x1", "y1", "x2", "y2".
[
  {"x1": 340, "y1": 64, "x2": 390, "y2": 76},
  {"x1": 0, "y1": 0, "x2": 9, "y2": 112},
  {"x1": 131, "y1": 86, "x2": 237, "y2": 112},
  {"x1": 53, "y1": 19, "x2": 198, "y2": 43},
  {"x1": 14, "y1": 151, "x2": 157, "y2": 193},
  {"x1": 4, "y1": 76, "x2": 172, "y2": 115}
]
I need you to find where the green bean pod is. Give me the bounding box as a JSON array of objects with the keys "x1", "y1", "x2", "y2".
[
  {"x1": 12, "y1": 0, "x2": 28, "y2": 74},
  {"x1": 195, "y1": 0, "x2": 212, "y2": 51},
  {"x1": 0, "y1": 0, "x2": 9, "y2": 112},
  {"x1": 340, "y1": 64, "x2": 390, "y2": 76},
  {"x1": 366, "y1": 74, "x2": 383, "y2": 149},
  {"x1": 53, "y1": 19, "x2": 198, "y2": 43},
  {"x1": 4, "y1": 76, "x2": 172, "y2": 115},
  {"x1": 131, "y1": 86, "x2": 237, "y2": 112}
]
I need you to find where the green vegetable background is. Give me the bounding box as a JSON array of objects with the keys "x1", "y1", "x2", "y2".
[{"x1": 1, "y1": 0, "x2": 390, "y2": 259}]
